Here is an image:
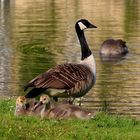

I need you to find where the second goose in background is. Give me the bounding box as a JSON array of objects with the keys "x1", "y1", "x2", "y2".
[
  {"x1": 100, "y1": 39, "x2": 128, "y2": 57},
  {"x1": 24, "y1": 19, "x2": 97, "y2": 102}
]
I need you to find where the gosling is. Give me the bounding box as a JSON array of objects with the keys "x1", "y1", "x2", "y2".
[
  {"x1": 34, "y1": 95, "x2": 94, "y2": 120},
  {"x1": 15, "y1": 96, "x2": 36, "y2": 116}
]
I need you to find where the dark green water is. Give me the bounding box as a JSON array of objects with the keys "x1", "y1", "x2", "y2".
[{"x1": 0, "y1": 0, "x2": 140, "y2": 118}]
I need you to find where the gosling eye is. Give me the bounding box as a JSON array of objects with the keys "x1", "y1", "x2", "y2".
[{"x1": 43, "y1": 98, "x2": 46, "y2": 100}]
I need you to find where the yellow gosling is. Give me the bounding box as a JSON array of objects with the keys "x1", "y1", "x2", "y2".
[{"x1": 15, "y1": 96, "x2": 36, "y2": 116}]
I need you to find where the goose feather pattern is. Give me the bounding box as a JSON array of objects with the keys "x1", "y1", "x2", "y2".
[{"x1": 25, "y1": 63, "x2": 95, "y2": 98}]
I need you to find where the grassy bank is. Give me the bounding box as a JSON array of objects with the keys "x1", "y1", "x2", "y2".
[{"x1": 0, "y1": 98, "x2": 140, "y2": 140}]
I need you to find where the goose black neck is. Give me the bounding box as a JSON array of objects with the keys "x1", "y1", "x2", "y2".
[{"x1": 75, "y1": 26, "x2": 92, "y2": 60}]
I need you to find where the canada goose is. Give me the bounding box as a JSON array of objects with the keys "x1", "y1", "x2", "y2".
[
  {"x1": 24, "y1": 19, "x2": 97, "y2": 103},
  {"x1": 15, "y1": 96, "x2": 36, "y2": 116},
  {"x1": 100, "y1": 39, "x2": 128, "y2": 57},
  {"x1": 34, "y1": 95, "x2": 94, "y2": 120}
]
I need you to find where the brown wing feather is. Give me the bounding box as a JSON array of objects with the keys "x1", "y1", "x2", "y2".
[{"x1": 24, "y1": 63, "x2": 92, "y2": 91}]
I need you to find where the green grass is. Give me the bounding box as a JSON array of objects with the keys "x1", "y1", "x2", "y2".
[{"x1": 0, "y1": 99, "x2": 140, "y2": 140}]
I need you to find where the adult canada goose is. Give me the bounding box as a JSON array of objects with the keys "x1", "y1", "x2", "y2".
[
  {"x1": 100, "y1": 39, "x2": 128, "y2": 57},
  {"x1": 15, "y1": 96, "x2": 36, "y2": 116},
  {"x1": 24, "y1": 19, "x2": 97, "y2": 102},
  {"x1": 34, "y1": 95, "x2": 94, "y2": 120}
]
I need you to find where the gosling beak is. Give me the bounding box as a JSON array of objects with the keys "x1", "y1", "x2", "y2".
[{"x1": 33, "y1": 101, "x2": 43, "y2": 110}]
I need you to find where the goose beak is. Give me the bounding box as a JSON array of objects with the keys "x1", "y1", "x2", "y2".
[
  {"x1": 89, "y1": 24, "x2": 97, "y2": 28},
  {"x1": 33, "y1": 101, "x2": 43, "y2": 110}
]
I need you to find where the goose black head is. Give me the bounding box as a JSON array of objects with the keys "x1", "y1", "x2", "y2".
[{"x1": 76, "y1": 19, "x2": 97, "y2": 31}]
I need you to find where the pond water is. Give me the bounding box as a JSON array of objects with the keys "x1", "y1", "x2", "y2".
[{"x1": 0, "y1": 0, "x2": 140, "y2": 118}]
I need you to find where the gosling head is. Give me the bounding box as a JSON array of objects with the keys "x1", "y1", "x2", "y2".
[
  {"x1": 40, "y1": 94, "x2": 50, "y2": 104},
  {"x1": 33, "y1": 95, "x2": 50, "y2": 110},
  {"x1": 16, "y1": 96, "x2": 27, "y2": 109},
  {"x1": 76, "y1": 19, "x2": 97, "y2": 31}
]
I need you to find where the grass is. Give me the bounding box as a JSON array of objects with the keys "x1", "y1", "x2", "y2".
[{"x1": 0, "y1": 98, "x2": 140, "y2": 140}]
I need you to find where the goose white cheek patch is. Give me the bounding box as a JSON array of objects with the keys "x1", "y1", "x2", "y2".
[{"x1": 78, "y1": 22, "x2": 87, "y2": 30}]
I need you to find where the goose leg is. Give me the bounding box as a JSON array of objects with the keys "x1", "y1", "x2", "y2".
[
  {"x1": 78, "y1": 97, "x2": 82, "y2": 106},
  {"x1": 69, "y1": 97, "x2": 75, "y2": 104},
  {"x1": 53, "y1": 97, "x2": 58, "y2": 102}
]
